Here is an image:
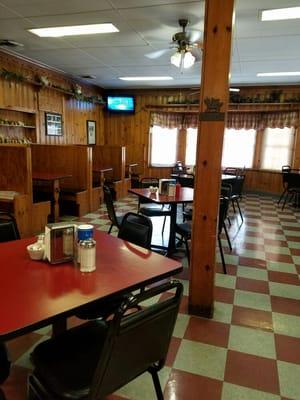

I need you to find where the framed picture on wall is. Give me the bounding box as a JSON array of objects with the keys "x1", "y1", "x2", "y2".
[
  {"x1": 45, "y1": 112, "x2": 63, "y2": 136},
  {"x1": 87, "y1": 120, "x2": 96, "y2": 145}
]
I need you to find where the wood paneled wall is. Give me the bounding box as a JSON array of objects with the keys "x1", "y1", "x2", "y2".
[
  {"x1": 103, "y1": 87, "x2": 300, "y2": 193},
  {"x1": 0, "y1": 50, "x2": 104, "y2": 145}
]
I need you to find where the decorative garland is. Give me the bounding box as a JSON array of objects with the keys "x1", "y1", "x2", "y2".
[{"x1": 0, "y1": 68, "x2": 105, "y2": 104}]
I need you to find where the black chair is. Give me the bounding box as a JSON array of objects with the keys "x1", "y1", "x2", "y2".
[
  {"x1": 76, "y1": 212, "x2": 153, "y2": 320},
  {"x1": 277, "y1": 165, "x2": 291, "y2": 206},
  {"x1": 227, "y1": 175, "x2": 245, "y2": 222},
  {"x1": 138, "y1": 178, "x2": 171, "y2": 234},
  {"x1": 103, "y1": 185, "x2": 124, "y2": 234},
  {"x1": 118, "y1": 212, "x2": 153, "y2": 250},
  {"x1": 217, "y1": 197, "x2": 230, "y2": 274},
  {"x1": 0, "y1": 211, "x2": 20, "y2": 242},
  {"x1": 281, "y1": 170, "x2": 300, "y2": 210},
  {"x1": 0, "y1": 344, "x2": 10, "y2": 384},
  {"x1": 175, "y1": 197, "x2": 229, "y2": 274},
  {"x1": 28, "y1": 280, "x2": 183, "y2": 400}
]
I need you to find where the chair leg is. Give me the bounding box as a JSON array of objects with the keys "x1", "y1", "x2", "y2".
[
  {"x1": 149, "y1": 368, "x2": 164, "y2": 400},
  {"x1": 223, "y1": 223, "x2": 232, "y2": 251},
  {"x1": 277, "y1": 188, "x2": 287, "y2": 205},
  {"x1": 231, "y1": 199, "x2": 236, "y2": 213},
  {"x1": 236, "y1": 199, "x2": 243, "y2": 222},
  {"x1": 227, "y1": 216, "x2": 231, "y2": 226},
  {"x1": 108, "y1": 223, "x2": 113, "y2": 234},
  {"x1": 184, "y1": 237, "x2": 190, "y2": 265},
  {"x1": 161, "y1": 216, "x2": 166, "y2": 235},
  {"x1": 218, "y1": 235, "x2": 227, "y2": 274},
  {"x1": 281, "y1": 192, "x2": 289, "y2": 211}
]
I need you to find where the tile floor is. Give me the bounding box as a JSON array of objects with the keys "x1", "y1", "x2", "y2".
[{"x1": 2, "y1": 193, "x2": 300, "y2": 400}]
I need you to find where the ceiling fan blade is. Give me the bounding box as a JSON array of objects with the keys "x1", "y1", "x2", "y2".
[
  {"x1": 144, "y1": 48, "x2": 171, "y2": 59},
  {"x1": 189, "y1": 47, "x2": 202, "y2": 60}
]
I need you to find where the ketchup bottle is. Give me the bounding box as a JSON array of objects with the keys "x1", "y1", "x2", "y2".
[{"x1": 175, "y1": 183, "x2": 181, "y2": 197}]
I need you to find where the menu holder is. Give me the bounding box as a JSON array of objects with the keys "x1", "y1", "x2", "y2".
[{"x1": 45, "y1": 223, "x2": 75, "y2": 264}]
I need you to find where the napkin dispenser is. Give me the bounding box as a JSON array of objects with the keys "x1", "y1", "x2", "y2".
[
  {"x1": 45, "y1": 223, "x2": 75, "y2": 264},
  {"x1": 158, "y1": 179, "x2": 177, "y2": 195}
]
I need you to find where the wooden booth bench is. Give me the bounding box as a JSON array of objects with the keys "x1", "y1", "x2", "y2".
[
  {"x1": 125, "y1": 144, "x2": 146, "y2": 188},
  {"x1": 0, "y1": 144, "x2": 50, "y2": 237},
  {"x1": 31, "y1": 145, "x2": 92, "y2": 218},
  {"x1": 92, "y1": 145, "x2": 129, "y2": 206}
]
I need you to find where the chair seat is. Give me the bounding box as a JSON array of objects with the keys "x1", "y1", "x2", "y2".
[
  {"x1": 116, "y1": 214, "x2": 124, "y2": 227},
  {"x1": 30, "y1": 320, "x2": 108, "y2": 400},
  {"x1": 139, "y1": 204, "x2": 171, "y2": 217},
  {"x1": 175, "y1": 222, "x2": 191, "y2": 238}
]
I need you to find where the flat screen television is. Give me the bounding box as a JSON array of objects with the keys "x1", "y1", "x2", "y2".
[{"x1": 106, "y1": 95, "x2": 135, "y2": 113}]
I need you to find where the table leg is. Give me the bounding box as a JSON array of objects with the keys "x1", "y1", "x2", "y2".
[
  {"x1": 167, "y1": 203, "x2": 177, "y2": 256},
  {"x1": 53, "y1": 179, "x2": 60, "y2": 222}
]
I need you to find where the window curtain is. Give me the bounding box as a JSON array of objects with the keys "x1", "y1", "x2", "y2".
[
  {"x1": 150, "y1": 112, "x2": 183, "y2": 129},
  {"x1": 151, "y1": 112, "x2": 198, "y2": 129},
  {"x1": 226, "y1": 112, "x2": 262, "y2": 130},
  {"x1": 182, "y1": 114, "x2": 198, "y2": 129},
  {"x1": 262, "y1": 111, "x2": 299, "y2": 129},
  {"x1": 226, "y1": 111, "x2": 299, "y2": 130}
]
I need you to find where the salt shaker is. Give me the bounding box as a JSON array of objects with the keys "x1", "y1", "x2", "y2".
[{"x1": 79, "y1": 239, "x2": 96, "y2": 272}]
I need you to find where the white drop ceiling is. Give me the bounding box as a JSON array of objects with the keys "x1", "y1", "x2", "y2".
[{"x1": 0, "y1": 0, "x2": 300, "y2": 89}]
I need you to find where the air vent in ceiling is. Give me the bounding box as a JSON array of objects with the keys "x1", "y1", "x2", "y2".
[{"x1": 0, "y1": 40, "x2": 24, "y2": 48}]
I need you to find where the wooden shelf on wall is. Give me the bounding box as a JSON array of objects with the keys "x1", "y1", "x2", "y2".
[{"x1": 0, "y1": 124, "x2": 35, "y2": 129}]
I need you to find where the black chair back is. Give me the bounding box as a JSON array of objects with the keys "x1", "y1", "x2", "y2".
[
  {"x1": 231, "y1": 175, "x2": 245, "y2": 197},
  {"x1": 219, "y1": 196, "x2": 229, "y2": 234},
  {"x1": 0, "y1": 212, "x2": 20, "y2": 242},
  {"x1": 118, "y1": 212, "x2": 153, "y2": 249},
  {"x1": 28, "y1": 281, "x2": 183, "y2": 400},
  {"x1": 221, "y1": 183, "x2": 232, "y2": 198},
  {"x1": 103, "y1": 185, "x2": 120, "y2": 227}
]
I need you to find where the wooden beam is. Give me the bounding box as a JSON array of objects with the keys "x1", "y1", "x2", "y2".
[{"x1": 189, "y1": 0, "x2": 235, "y2": 317}]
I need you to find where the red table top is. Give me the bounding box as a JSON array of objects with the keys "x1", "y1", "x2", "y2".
[
  {"x1": 0, "y1": 230, "x2": 182, "y2": 341},
  {"x1": 32, "y1": 172, "x2": 72, "y2": 181},
  {"x1": 129, "y1": 187, "x2": 194, "y2": 204}
]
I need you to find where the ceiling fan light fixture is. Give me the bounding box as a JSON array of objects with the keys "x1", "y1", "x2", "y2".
[{"x1": 170, "y1": 50, "x2": 195, "y2": 69}]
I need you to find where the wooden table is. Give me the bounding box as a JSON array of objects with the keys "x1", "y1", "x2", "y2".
[
  {"x1": 129, "y1": 187, "x2": 194, "y2": 256},
  {"x1": 32, "y1": 172, "x2": 72, "y2": 222},
  {"x1": 0, "y1": 230, "x2": 182, "y2": 341}
]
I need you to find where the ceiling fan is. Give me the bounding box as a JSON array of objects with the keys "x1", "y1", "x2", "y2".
[{"x1": 145, "y1": 19, "x2": 202, "y2": 70}]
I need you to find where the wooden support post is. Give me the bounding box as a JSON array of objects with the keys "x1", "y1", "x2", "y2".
[{"x1": 189, "y1": 0, "x2": 235, "y2": 317}]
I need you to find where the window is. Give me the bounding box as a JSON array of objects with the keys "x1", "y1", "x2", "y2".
[
  {"x1": 185, "y1": 128, "x2": 197, "y2": 166},
  {"x1": 222, "y1": 128, "x2": 257, "y2": 168},
  {"x1": 150, "y1": 125, "x2": 178, "y2": 167},
  {"x1": 260, "y1": 127, "x2": 295, "y2": 170}
]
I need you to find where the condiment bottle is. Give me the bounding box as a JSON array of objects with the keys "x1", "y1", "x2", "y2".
[{"x1": 79, "y1": 239, "x2": 96, "y2": 272}]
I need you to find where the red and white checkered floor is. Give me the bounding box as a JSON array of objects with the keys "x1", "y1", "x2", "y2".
[{"x1": 2, "y1": 194, "x2": 300, "y2": 400}]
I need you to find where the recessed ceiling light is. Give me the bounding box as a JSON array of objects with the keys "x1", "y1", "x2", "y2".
[
  {"x1": 229, "y1": 88, "x2": 240, "y2": 92},
  {"x1": 119, "y1": 76, "x2": 173, "y2": 81},
  {"x1": 261, "y1": 7, "x2": 300, "y2": 21},
  {"x1": 257, "y1": 71, "x2": 300, "y2": 77},
  {"x1": 28, "y1": 23, "x2": 119, "y2": 38}
]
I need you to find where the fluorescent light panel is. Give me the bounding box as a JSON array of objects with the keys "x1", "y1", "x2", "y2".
[
  {"x1": 261, "y1": 7, "x2": 300, "y2": 21},
  {"x1": 229, "y1": 88, "x2": 240, "y2": 92},
  {"x1": 119, "y1": 76, "x2": 173, "y2": 81},
  {"x1": 29, "y1": 23, "x2": 119, "y2": 37},
  {"x1": 257, "y1": 71, "x2": 300, "y2": 77}
]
